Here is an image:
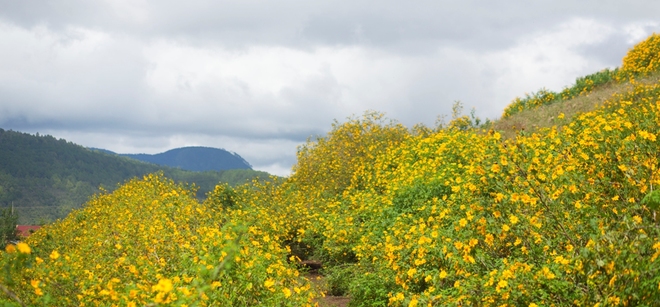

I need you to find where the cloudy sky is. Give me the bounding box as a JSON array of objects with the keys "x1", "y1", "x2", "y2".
[{"x1": 0, "y1": 1, "x2": 658, "y2": 176}]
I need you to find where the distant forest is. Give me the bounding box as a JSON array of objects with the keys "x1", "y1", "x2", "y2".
[{"x1": 0, "y1": 129, "x2": 271, "y2": 224}]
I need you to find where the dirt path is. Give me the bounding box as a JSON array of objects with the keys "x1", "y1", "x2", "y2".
[
  {"x1": 319, "y1": 296, "x2": 350, "y2": 307},
  {"x1": 303, "y1": 264, "x2": 350, "y2": 307}
]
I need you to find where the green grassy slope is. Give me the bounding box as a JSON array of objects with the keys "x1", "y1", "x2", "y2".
[{"x1": 493, "y1": 71, "x2": 660, "y2": 139}]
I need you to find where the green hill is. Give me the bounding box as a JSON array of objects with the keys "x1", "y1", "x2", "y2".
[{"x1": 0, "y1": 129, "x2": 270, "y2": 224}]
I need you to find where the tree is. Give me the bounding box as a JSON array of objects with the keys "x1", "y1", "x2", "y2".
[{"x1": 0, "y1": 208, "x2": 18, "y2": 248}]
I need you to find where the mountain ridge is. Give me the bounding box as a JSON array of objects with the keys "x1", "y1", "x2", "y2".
[{"x1": 117, "y1": 146, "x2": 253, "y2": 172}]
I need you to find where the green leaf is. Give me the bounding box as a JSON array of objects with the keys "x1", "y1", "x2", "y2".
[{"x1": 641, "y1": 190, "x2": 660, "y2": 210}]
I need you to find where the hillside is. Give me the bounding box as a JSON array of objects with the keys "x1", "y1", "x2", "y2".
[
  {"x1": 494, "y1": 68, "x2": 660, "y2": 139},
  {"x1": 0, "y1": 130, "x2": 270, "y2": 224},
  {"x1": 1, "y1": 34, "x2": 659, "y2": 306},
  {"x1": 118, "y1": 146, "x2": 252, "y2": 172}
]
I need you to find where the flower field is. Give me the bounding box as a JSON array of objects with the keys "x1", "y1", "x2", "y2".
[
  {"x1": 0, "y1": 176, "x2": 316, "y2": 306},
  {"x1": 1, "y1": 34, "x2": 660, "y2": 306}
]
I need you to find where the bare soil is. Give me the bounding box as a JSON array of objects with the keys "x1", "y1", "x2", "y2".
[{"x1": 306, "y1": 272, "x2": 350, "y2": 307}]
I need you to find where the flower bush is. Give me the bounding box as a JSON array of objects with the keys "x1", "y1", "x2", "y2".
[
  {"x1": 621, "y1": 33, "x2": 660, "y2": 78},
  {"x1": 0, "y1": 174, "x2": 316, "y2": 306},
  {"x1": 289, "y1": 81, "x2": 660, "y2": 306}
]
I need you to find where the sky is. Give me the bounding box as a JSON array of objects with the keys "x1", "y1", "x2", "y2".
[{"x1": 0, "y1": 1, "x2": 659, "y2": 176}]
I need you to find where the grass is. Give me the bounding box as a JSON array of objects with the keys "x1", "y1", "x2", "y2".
[{"x1": 493, "y1": 71, "x2": 660, "y2": 139}]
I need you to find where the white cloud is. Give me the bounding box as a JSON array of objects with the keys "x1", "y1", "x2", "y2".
[
  {"x1": 623, "y1": 21, "x2": 660, "y2": 44},
  {"x1": 480, "y1": 18, "x2": 619, "y2": 117},
  {"x1": 1, "y1": 3, "x2": 660, "y2": 177}
]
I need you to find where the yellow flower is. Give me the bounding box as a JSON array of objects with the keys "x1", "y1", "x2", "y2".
[
  {"x1": 5, "y1": 244, "x2": 15, "y2": 253},
  {"x1": 152, "y1": 278, "x2": 173, "y2": 293},
  {"x1": 509, "y1": 215, "x2": 519, "y2": 225},
  {"x1": 542, "y1": 267, "x2": 556, "y2": 279},
  {"x1": 485, "y1": 234, "x2": 494, "y2": 246},
  {"x1": 15, "y1": 242, "x2": 30, "y2": 254},
  {"x1": 30, "y1": 279, "x2": 43, "y2": 296},
  {"x1": 50, "y1": 250, "x2": 60, "y2": 260},
  {"x1": 459, "y1": 218, "x2": 468, "y2": 227},
  {"x1": 575, "y1": 200, "x2": 582, "y2": 209}
]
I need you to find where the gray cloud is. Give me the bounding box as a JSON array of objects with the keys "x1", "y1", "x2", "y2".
[
  {"x1": 1, "y1": 1, "x2": 659, "y2": 175},
  {"x1": 3, "y1": 1, "x2": 658, "y2": 49}
]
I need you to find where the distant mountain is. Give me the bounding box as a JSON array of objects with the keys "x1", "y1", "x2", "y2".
[
  {"x1": 0, "y1": 129, "x2": 270, "y2": 224},
  {"x1": 118, "y1": 147, "x2": 252, "y2": 172}
]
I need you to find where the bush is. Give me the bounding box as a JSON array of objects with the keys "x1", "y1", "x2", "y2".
[
  {"x1": 621, "y1": 33, "x2": 660, "y2": 78},
  {"x1": 0, "y1": 208, "x2": 18, "y2": 248}
]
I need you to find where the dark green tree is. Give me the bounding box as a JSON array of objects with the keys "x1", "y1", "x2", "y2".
[{"x1": 0, "y1": 208, "x2": 18, "y2": 248}]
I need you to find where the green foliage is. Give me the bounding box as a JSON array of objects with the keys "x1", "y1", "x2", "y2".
[
  {"x1": 206, "y1": 183, "x2": 238, "y2": 209},
  {"x1": 324, "y1": 264, "x2": 353, "y2": 296},
  {"x1": 502, "y1": 68, "x2": 619, "y2": 118},
  {"x1": 323, "y1": 264, "x2": 393, "y2": 307},
  {"x1": 642, "y1": 190, "x2": 660, "y2": 211},
  {"x1": 347, "y1": 269, "x2": 394, "y2": 307},
  {"x1": 560, "y1": 68, "x2": 619, "y2": 98},
  {"x1": 391, "y1": 180, "x2": 451, "y2": 214},
  {"x1": 502, "y1": 88, "x2": 559, "y2": 118},
  {"x1": 0, "y1": 209, "x2": 17, "y2": 249}
]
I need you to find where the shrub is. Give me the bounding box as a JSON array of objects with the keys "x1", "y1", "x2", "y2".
[{"x1": 621, "y1": 33, "x2": 660, "y2": 78}]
